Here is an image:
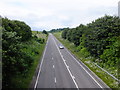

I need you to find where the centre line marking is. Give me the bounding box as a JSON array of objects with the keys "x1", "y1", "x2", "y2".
[
  {"x1": 54, "y1": 35, "x2": 104, "y2": 89},
  {"x1": 54, "y1": 77, "x2": 56, "y2": 83},
  {"x1": 53, "y1": 37, "x2": 79, "y2": 89},
  {"x1": 53, "y1": 65, "x2": 55, "y2": 68}
]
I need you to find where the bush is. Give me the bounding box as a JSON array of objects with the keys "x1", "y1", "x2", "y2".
[
  {"x1": 61, "y1": 15, "x2": 120, "y2": 70},
  {"x1": 2, "y1": 17, "x2": 45, "y2": 88},
  {"x1": 2, "y1": 18, "x2": 32, "y2": 41},
  {"x1": 100, "y1": 36, "x2": 120, "y2": 67},
  {"x1": 80, "y1": 47, "x2": 90, "y2": 57}
]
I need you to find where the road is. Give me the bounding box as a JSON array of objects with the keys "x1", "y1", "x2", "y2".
[{"x1": 34, "y1": 34, "x2": 110, "y2": 89}]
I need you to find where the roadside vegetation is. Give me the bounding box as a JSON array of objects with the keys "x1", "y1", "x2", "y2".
[
  {"x1": 2, "y1": 17, "x2": 48, "y2": 88},
  {"x1": 53, "y1": 15, "x2": 120, "y2": 89}
]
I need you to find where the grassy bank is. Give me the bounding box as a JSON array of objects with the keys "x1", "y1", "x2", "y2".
[
  {"x1": 54, "y1": 32, "x2": 119, "y2": 89},
  {"x1": 11, "y1": 32, "x2": 47, "y2": 88}
]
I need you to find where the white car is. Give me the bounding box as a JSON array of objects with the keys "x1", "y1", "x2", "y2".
[{"x1": 59, "y1": 45, "x2": 64, "y2": 49}]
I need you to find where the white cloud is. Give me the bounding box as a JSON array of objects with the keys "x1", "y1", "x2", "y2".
[{"x1": 0, "y1": 0, "x2": 119, "y2": 31}]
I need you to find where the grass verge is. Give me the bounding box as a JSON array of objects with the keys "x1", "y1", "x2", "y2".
[{"x1": 53, "y1": 32, "x2": 119, "y2": 89}]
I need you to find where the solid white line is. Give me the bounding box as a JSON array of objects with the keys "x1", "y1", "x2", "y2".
[
  {"x1": 53, "y1": 35, "x2": 106, "y2": 89},
  {"x1": 72, "y1": 76, "x2": 75, "y2": 79},
  {"x1": 53, "y1": 65, "x2": 55, "y2": 68},
  {"x1": 61, "y1": 54, "x2": 64, "y2": 58},
  {"x1": 55, "y1": 77, "x2": 56, "y2": 83},
  {"x1": 63, "y1": 59, "x2": 66, "y2": 62},
  {"x1": 64, "y1": 45, "x2": 103, "y2": 88},
  {"x1": 66, "y1": 65, "x2": 69, "y2": 69},
  {"x1": 54, "y1": 36, "x2": 103, "y2": 88},
  {"x1": 34, "y1": 36, "x2": 49, "y2": 90},
  {"x1": 53, "y1": 37, "x2": 79, "y2": 89}
]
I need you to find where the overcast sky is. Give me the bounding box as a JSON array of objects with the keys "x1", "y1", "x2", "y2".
[{"x1": 0, "y1": 0, "x2": 119, "y2": 31}]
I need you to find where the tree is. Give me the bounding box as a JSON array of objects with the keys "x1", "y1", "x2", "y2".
[
  {"x1": 61, "y1": 15, "x2": 120, "y2": 68},
  {"x1": 42, "y1": 30, "x2": 48, "y2": 35},
  {"x1": 2, "y1": 18, "x2": 32, "y2": 41},
  {"x1": 85, "y1": 15, "x2": 120, "y2": 57},
  {"x1": 61, "y1": 28, "x2": 69, "y2": 39},
  {"x1": 2, "y1": 18, "x2": 33, "y2": 88}
]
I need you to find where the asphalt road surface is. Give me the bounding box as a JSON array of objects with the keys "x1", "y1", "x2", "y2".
[{"x1": 34, "y1": 34, "x2": 110, "y2": 89}]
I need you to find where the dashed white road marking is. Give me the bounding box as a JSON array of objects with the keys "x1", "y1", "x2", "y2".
[
  {"x1": 54, "y1": 35, "x2": 103, "y2": 89},
  {"x1": 54, "y1": 77, "x2": 56, "y2": 83},
  {"x1": 53, "y1": 65, "x2": 55, "y2": 68},
  {"x1": 65, "y1": 48, "x2": 103, "y2": 88},
  {"x1": 53, "y1": 37, "x2": 79, "y2": 89}
]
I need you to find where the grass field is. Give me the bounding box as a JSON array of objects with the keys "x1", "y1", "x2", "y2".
[{"x1": 53, "y1": 32, "x2": 119, "y2": 89}]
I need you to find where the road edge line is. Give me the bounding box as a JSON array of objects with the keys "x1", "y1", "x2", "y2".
[
  {"x1": 54, "y1": 36, "x2": 110, "y2": 89},
  {"x1": 34, "y1": 36, "x2": 49, "y2": 90},
  {"x1": 53, "y1": 36, "x2": 79, "y2": 89}
]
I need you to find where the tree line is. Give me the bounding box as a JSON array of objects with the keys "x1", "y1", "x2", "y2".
[
  {"x1": 61, "y1": 15, "x2": 120, "y2": 69},
  {"x1": 49, "y1": 28, "x2": 64, "y2": 33},
  {"x1": 2, "y1": 17, "x2": 45, "y2": 88}
]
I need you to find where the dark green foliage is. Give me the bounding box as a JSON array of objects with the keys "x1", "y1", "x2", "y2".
[
  {"x1": 66, "y1": 29, "x2": 72, "y2": 42},
  {"x1": 2, "y1": 18, "x2": 32, "y2": 41},
  {"x1": 61, "y1": 24, "x2": 86, "y2": 46},
  {"x1": 42, "y1": 30, "x2": 48, "y2": 35},
  {"x1": 72, "y1": 24, "x2": 86, "y2": 46},
  {"x1": 14, "y1": 20, "x2": 32, "y2": 41},
  {"x1": 49, "y1": 28, "x2": 64, "y2": 33},
  {"x1": 85, "y1": 15, "x2": 120, "y2": 57},
  {"x1": 37, "y1": 38, "x2": 45, "y2": 44},
  {"x1": 2, "y1": 17, "x2": 45, "y2": 88},
  {"x1": 61, "y1": 28, "x2": 69, "y2": 39},
  {"x1": 61, "y1": 15, "x2": 120, "y2": 69},
  {"x1": 100, "y1": 36, "x2": 120, "y2": 67},
  {"x1": 33, "y1": 35, "x2": 45, "y2": 44},
  {"x1": 2, "y1": 28, "x2": 33, "y2": 87}
]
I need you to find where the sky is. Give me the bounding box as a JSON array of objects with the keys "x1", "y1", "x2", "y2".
[{"x1": 0, "y1": 0, "x2": 119, "y2": 31}]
